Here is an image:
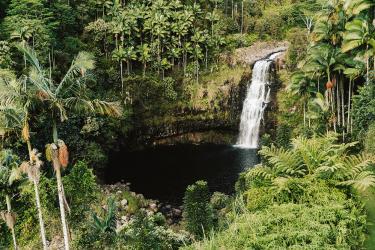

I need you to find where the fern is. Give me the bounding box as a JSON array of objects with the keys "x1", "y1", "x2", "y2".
[
  {"x1": 260, "y1": 145, "x2": 306, "y2": 177},
  {"x1": 246, "y1": 165, "x2": 273, "y2": 181},
  {"x1": 340, "y1": 171, "x2": 375, "y2": 192}
]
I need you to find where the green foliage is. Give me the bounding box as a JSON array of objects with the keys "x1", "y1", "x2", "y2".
[
  {"x1": 92, "y1": 197, "x2": 117, "y2": 234},
  {"x1": 210, "y1": 192, "x2": 230, "y2": 211},
  {"x1": 0, "y1": 149, "x2": 20, "y2": 196},
  {"x1": 122, "y1": 211, "x2": 189, "y2": 250},
  {"x1": 183, "y1": 180, "x2": 214, "y2": 239},
  {"x1": 352, "y1": 83, "x2": 375, "y2": 139},
  {"x1": 259, "y1": 133, "x2": 272, "y2": 148},
  {"x1": 286, "y1": 28, "x2": 308, "y2": 71},
  {"x1": 185, "y1": 201, "x2": 366, "y2": 249},
  {"x1": 63, "y1": 161, "x2": 99, "y2": 224},
  {"x1": 186, "y1": 134, "x2": 372, "y2": 249},
  {"x1": 275, "y1": 123, "x2": 292, "y2": 148},
  {"x1": 364, "y1": 123, "x2": 375, "y2": 154}
]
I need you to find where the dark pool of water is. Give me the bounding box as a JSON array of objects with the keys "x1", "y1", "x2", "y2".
[{"x1": 105, "y1": 144, "x2": 258, "y2": 204}]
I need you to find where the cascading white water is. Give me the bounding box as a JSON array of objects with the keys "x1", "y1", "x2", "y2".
[{"x1": 236, "y1": 52, "x2": 282, "y2": 148}]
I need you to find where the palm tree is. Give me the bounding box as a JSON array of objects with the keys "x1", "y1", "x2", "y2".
[
  {"x1": 289, "y1": 72, "x2": 315, "y2": 128},
  {"x1": 137, "y1": 44, "x2": 151, "y2": 76},
  {"x1": 112, "y1": 47, "x2": 126, "y2": 95},
  {"x1": 10, "y1": 26, "x2": 33, "y2": 68},
  {"x1": 19, "y1": 45, "x2": 121, "y2": 250},
  {"x1": 0, "y1": 70, "x2": 48, "y2": 250},
  {"x1": 303, "y1": 44, "x2": 340, "y2": 131},
  {"x1": 343, "y1": 59, "x2": 365, "y2": 133},
  {"x1": 191, "y1": 28, "x2": 205, "y2": 83},
  {"x1": 123, "y1": 46, "x2": 137, "y2": 75},
  {"x1": 342, "y1": 17, "x2": 375, "y2": 83},
  {"x1": 0, "y1": 150, "x2": 20, "y2": 250}
]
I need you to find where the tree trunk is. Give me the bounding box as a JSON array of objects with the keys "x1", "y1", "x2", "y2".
[
  {"x1": 34, "y1": 179, "x2": 48, "y2": 250},
  {"x1": 336, "y1": 81, "x2": 340, "y2": 127},
  {"x1": 241, "y1": 1, "x2": 244, "y2": 34},
  {"x1": 52, "y1": 122, "x2": 70, "y2": 250},
  {"x1": 205, "y1": 47, "x2": 208, "y2": 70},
  {"x1": 303, "y1": 101, "x2": 306, "y2": 127},
  {"x1": 120, "y1": 61, "x2": 124, "y2": 97},
  {"x1": 26, "y1": 139, "x2": 48, "y2": 250},
  {"x1": 366, "y1": 44, "x2": 369, "y2": 84},
  {"x1": 347, "y1": 79, "x2": 352, "y2": 133},
  {"x1": 55, "y1": 166, "x2": 70, "y2": 250},
  {"x1": 340, "y1": 77, "x2": 345, "y2": 129},
  {"x1": 196, "y1": 61, "x2": 199, "y2": 84},
  {"x1": 6, "y1": 195, "x2": 17, "y2": 250}
]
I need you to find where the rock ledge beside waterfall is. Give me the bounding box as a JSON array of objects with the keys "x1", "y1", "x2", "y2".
[{"x1": 232, "y1": 41, "x2": 289, "y2": 66}]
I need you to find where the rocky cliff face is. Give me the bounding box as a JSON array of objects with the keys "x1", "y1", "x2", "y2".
[{"x1": 128, "y1": 71, "x2": 250, "y2": 148}]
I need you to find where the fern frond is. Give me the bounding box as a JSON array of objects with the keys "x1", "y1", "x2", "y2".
[
  {"x1": 260, "y1": 145, "x2": 305, "y2": 177},
  {"x1": 246, "y1": 165, "x2": 273, "y2": 182},
  {"x1": 339, "y1": 171, "x2": 375, "y2": 192},
  {"x1": 342, "y1": 153, "x2": 375, "y2": 175}
]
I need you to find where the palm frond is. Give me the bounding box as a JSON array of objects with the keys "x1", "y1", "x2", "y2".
[
  {"x1": 63, "y1": 97, "x2": 122, "y2": 117},
  {"x1": 56, "y1": 52, "x2": 95, "y2": 96}
]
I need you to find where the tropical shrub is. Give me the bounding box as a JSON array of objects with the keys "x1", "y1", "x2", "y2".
[
  {"x1": 63, "y1": 161, "x2": 99, "y2": 224},
  {"x1": 275, "y1": 123, "x2": 292, "y2": 148},
  {"x1": 185, "y1": 134, "x2": 374, "y2": 249},
  {"x1": 183, "y1": 180, "x2": 214, "y2": 238},
  {"x1": 122, "y1": 211, "x2": 189, "y2": 250},
  {"x1": 352, "y1": 83, "x2": 375, "y2": 140},
  {"x1": 286, "y1": 28, "x2": 308, "y2": 71},
  {"x1": 364, "y1": 123, "x2": 375, "y2": 154},
  {"x1": 184, "y1": 201, "x2": 367, "y2": 249},
  {"x1": 74, "y1": 197, "x2": 117, "y2": 249}
]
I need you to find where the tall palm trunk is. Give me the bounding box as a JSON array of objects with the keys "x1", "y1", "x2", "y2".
[
  {"x1": 120, "y1": 61, "x2": 124, "y2": 97},
  {"x1": 366, "y1": 44, "x2": 369, "y2": 84},
  {"x1": 303, "y1": 101, "x2": 306, "y2": 127},
  {"x1": 33, "y1": 179, "x2": 47, "y2": 250},
  {"x1": 335, "y1": 78, "x2": 341, "y2": 127},
  {"x1": 241, "y1": 1, "x2": 244, "y2": 34},
  {"x1": 347, "y1": 79, "x2": 352, "y2": 133},
  {"x1": 52, "y1": 122, "x2": 70, "y2": 250},
  {"x1": 6, "y1": 195, "x2": 17, "y2": 250},
  {"x1": 26, "y1": 139, "x2": 48, "y2": 250},
  {"x1": 143, "y1": 62, "x2": 147, "y2": 77}
]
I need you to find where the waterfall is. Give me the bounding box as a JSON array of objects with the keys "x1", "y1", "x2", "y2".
[{"x1": 236, "y1": 52, "x2": 282, "y2": 148}]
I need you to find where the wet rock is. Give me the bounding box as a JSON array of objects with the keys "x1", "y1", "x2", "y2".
[
  {"x1": 172, "y1": 208, "x2": 182, "y2": 217},
  {"x1": 136, "y1": 194, "x2": 144, "y2": 200},
  {"x1": 149, "y1": 203, "x2": 158, "y2": 212}
]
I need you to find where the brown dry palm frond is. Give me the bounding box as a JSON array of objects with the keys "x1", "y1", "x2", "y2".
[
  {"x1": 0, "y1": 211, "x2": 16, "y2": 229},
  {"x1": 19, "y1": 149, "x2": 43, "y2": 183},
  {"x1": 57, "y1": 140, "x2": 69, "y2": 168},
  {"x1": 21, "y1": 122, "x2": 30, "y2": 141}
]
